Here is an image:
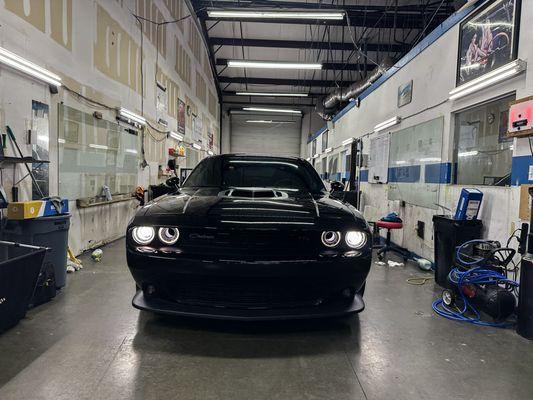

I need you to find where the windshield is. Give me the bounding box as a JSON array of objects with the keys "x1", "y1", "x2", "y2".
[{"x1": 182, "y1": 156, "x2": 325, "y2": 194}]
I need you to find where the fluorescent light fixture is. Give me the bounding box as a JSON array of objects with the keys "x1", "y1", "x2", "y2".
[
  {"x1": 342, "y1": 138, "x2": 355, "y2": 146},
  {"x1": 419, "y1": 157, "x2": 441, "y2": 163},
  {"x1": 207, "y1": 10, "x2": 345, "y2": 20},
  {"x1": 0, "y1": 46, "x2": 62, "y2": 87},
  {"x1": 228, "y1": 60, "x2": 322, "y2": 70},
  {"x1": 118, "y1": 108, "x2": 146, "y2": 126},
  {"x1": 243, "y1": 107, "x2": 301, "y2": 115},
  {"x1": 58, "y1": 138, "x2": 66, "y2": 144},
  {"x1": 449, "y1": 60, "x2": 527, "y2": 101},
  {"x1": 236, "y1": 91, "x2": 308, "y2": 97},
  {"x1": 89, "y1": 144, "x2": 109, "y2": 150},
  {"x1": 169, "y1": 131, "x2": 184, "y2": 141},
  {"x1": 324, "y1": 147, "x2": 333, "y2": 154},
  {"x1": 191, "y1": 143, "x2": 202, "y2": 150},
  {"x1": 396, "y1": 160, "x2": 407, "y2": 165},
  {"x1": 207, "y1": 150, "x2": 214, "y2": 156},
  {"x1": 458, "y1": 150, "x2": 479, "y2": 157},
  {"x1": 125, "y1": 149, "x2": 138, "y2": 154},
  {"x1": 246, "y1": 120, "x2": 295, "y2": 124},
  {"x1": 374, "y1": 116, "x2": 401, "y2": 133}
]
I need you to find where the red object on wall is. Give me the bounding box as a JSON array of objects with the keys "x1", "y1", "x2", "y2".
[{"x1": 509, "y1": 99, "x2": 533, "y2": 135}]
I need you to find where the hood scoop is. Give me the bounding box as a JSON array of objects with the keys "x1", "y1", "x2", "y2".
[{"x1": 220, "y1": 188, "x2": 289, "y2": 199}]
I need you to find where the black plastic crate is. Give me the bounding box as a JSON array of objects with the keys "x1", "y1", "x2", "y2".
[{"x1": 0, "y1": 241, "x2": 47, "y2": 333}]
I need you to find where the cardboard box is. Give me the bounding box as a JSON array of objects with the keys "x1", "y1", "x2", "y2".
[{"x1": 7, "y1": 199, "x2": 69, "y2": 220}]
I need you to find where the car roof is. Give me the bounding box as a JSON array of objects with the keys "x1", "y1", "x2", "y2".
[{"x1": 212, "y1": 153, "x2": 303, "y2": 162}]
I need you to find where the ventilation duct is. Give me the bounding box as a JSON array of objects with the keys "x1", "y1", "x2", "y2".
[{"x1": 316, "y1": 58, "x2": 394, "y2": 120}]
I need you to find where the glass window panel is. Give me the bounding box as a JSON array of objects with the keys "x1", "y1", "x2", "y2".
[
  {"x1": 454, "y1": 95, "x2": 514, "y2": 186},
  {"x1": 58, "y1": 105, "x2": 140, "y2": 200}
]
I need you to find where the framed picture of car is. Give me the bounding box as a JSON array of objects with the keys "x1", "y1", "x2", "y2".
[
  {"x1": 397, "y1": 80, "x2": 413, "y2": 108},
  {"x1": 456, "y1": 0, "x2": 521, "y2": 86}
]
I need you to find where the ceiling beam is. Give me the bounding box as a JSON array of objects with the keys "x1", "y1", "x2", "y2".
[
  {"x1": 218, "y1": 76, "x2": 351, "y2": 87},
  {"x1": 216, "y1": 58, "x2": 374, "y2": 71},
  {"x1": 209, "y1": 37, "x2": 410, "y2": 53}
]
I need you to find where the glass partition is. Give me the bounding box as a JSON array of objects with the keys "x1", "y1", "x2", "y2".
[
  {"x1": 388, "y1": 117, "x2": 444, "y2": 209},
  {"x1": 58, "y1": 105, "x2": 140, "y2": 200}
]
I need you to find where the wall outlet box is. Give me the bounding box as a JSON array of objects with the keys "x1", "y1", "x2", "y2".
[{"x1": 416, "y1": 220, "x2": 425, "y2": 239}]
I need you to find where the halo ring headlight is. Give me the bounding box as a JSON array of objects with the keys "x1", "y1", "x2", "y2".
[
  {"x1": 158, "y1": 227, "x2": 180, "y2": 245},
  {"x1": 345, "y1": 231, "x2": 367, "y2": 249},
  {"x1": 321, "y1": 231, "x2": 341, "y2": 247},
  {"x1": 132, "y1": 226, "x2": 155, "y2": 245}
]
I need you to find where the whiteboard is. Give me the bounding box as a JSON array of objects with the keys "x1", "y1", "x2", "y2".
[{"x1": 368, "y1": 133, "x2": 390, "y2": 183}]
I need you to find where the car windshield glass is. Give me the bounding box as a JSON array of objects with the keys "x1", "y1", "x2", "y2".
[
  {"x1": 182, "y1": 157, "x2": 325, "y2": 194},
  {"x1": 222, "y1": 159, "x2": 324, "y2": 193},
  {"x1": 181, "y1": 156, "x2": 221, "y2": 187}
]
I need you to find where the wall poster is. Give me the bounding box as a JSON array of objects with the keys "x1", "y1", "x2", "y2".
[
  {"x1": 156, "y1": 82, "x2": 168, "y2": 126},
  {"x1": 31, "y1": 101, "x2": 50, "y2": 199},
  {"x1": 192, "y1": 114, "x2": 203, "y2": 145},
  {"x1": 457, "y1": 0, "x2": 521, "y2": 86},
  {"x1": 177, "y1": 98, "x2": 186, "y2": 135},
  {"x1": 397, "y1": 80, "x2": 413, "y2": 108}
]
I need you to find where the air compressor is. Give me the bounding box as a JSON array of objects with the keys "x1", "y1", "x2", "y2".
[{"x1": 433, "y1": 240, "x2": 519, "y2": 327}]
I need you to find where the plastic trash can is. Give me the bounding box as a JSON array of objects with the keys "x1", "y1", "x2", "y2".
[
  {"x1": 2, "y1": 214, "x2": 70, "y2": 289},
  {"x1": 0, "y1": 240, "x2": 47, "y2": 333},
  {"x1": 432, "y1": 215, "x2": 483, "y2": 288}
]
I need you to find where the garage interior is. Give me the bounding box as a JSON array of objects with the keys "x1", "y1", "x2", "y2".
[{"x1": 1, "y1": 0, "x2": 533, "y2": 399}]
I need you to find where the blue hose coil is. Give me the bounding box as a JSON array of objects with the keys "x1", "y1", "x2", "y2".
[{"x1": 432, "y1": 240, "x2": 519, "y2": 327}]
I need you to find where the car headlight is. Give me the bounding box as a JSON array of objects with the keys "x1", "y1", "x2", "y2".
[
  {"x1": 345, "y1": 231, "x2": 367, "y2": 249},
  {"x1": 158, "y1": 227, "x2": 180, "y2": 245},
  {"x1": 132, "y1": 226, "x2": 155, "y2": 245},
  {"x1": 321, "y1": 231, "x2": 341, "y2": 247}
]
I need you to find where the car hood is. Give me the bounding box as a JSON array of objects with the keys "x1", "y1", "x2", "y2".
[{"x1": 134, "y1": 187, "x2": 366, "y2": 230}]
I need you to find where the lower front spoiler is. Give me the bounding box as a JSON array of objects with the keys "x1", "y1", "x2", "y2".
[{"x1": 132, "y1": 290, "x2": 365, "y2": 321}]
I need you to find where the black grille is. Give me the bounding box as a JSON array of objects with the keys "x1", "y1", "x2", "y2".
[
  {"x1": 160, "y1": 277, "x2": 336, "y2": 310},
  {"x1": 181, "y1": 227, "x2": 318, "y2": 259}
]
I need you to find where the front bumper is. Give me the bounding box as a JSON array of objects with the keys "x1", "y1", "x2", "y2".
[
  {"x1": 127, "y1": 248, "x2": 371, "y2": 320},
  {"x1": 132, "y1": 290, "x2": 365, "y2": 321}
]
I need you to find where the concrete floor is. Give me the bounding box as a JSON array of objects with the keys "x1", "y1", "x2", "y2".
[{"x1": 1, "y1": 239, "x2": 533, "y2": 400}]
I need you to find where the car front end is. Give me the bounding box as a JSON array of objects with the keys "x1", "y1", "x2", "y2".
[{"x1": 126, "y1": 207, "x2": 372, "y2": 321}]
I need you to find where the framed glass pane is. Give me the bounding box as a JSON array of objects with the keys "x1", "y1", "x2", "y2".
[{"x1": 454, "y1": 95, "x2": 514, "y2": 186}]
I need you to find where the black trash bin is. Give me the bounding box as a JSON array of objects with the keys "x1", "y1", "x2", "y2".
[
  {"x1": 2, "y1": 214, "x2": 70, "y2": 290},
  {"x1": 0, "y1": 241, "x2": 47, "y2": 333},
  {"x1": 432, "y1": 215, "x2": 483, "y2": 288}
]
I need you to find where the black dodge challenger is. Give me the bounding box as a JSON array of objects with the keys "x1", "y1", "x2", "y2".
[{"x1": 126, "y1": 154, "x2": 372, "y2": 320}]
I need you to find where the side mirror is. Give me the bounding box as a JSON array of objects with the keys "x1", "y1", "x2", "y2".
[
  {"x1": 330, "y1": 181, "x2": 345, "y2": 193},
  {"x1": 166, "y1": 176, "x2": 180, "y2": 189},
  {"x1": 167, "y1": 158, "x2": 176, "y2": 171}
]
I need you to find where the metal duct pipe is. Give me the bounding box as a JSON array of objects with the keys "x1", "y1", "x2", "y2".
[{"x1": 316, "y1": 58, "x2": 394, "y2": 120}]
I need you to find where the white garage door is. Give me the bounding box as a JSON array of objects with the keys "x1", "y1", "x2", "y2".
[{"x1": 230, "y1": 113, "x2": 302, "y2": 157}]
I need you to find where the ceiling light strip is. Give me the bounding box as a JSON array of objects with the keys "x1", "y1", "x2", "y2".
[
  {"x1": 374, "y1": 116, "x2": 401, "y2": 133},
  {"x1": 119, "y1": 108, "x2": 146, "y2": 125},
  {"x1": 207, "y1": 10, "x2": 345, "y2": 20},
  {"x1": 228, "y1": 60, "x2": 322, "y2": 70},
  {"x1": 243, "y1": 107, "x2": 302, "y2": 115},
  {"x1": 0, "y1": 47, "x2": 61, "y2": 86},
  {"x1": 449, "y1": 59, "x2": 526, "y2": 100},
  {"x1": 235, "y1": 92, "x2": 308, "y2": 97}
]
